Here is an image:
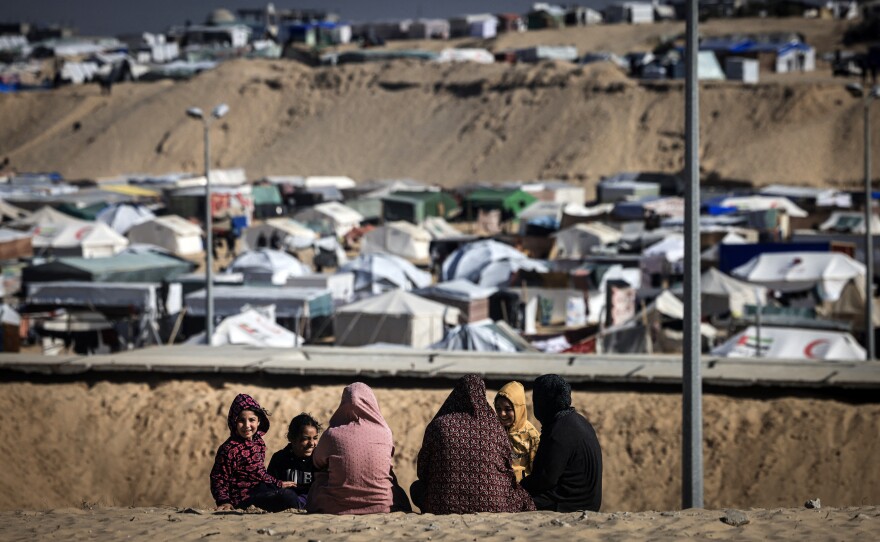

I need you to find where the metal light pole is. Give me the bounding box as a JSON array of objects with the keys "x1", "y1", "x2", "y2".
[
  {"x1": 682, "y1": 0, "x2": 704, "y2": 509},
  {"x1": 846, "y1": 83, "x2": 878, "y2": 361},
  {"x1": 186, "y1": 103, "x2": 230, "y2": 343}
]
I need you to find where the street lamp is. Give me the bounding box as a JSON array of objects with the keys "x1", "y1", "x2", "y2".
[
  {"x1": 186, "y1": 103, "x2": 229, "y2": 343},
  {"x1": 845, "y1": 83, "x2": 879, "y2": 361}
]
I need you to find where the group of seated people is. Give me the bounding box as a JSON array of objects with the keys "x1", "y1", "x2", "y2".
[{"x1": 209, "y1": 373, "x2": 602, "y2": 514}]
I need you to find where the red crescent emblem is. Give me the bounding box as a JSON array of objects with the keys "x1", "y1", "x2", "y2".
[{"x1": 804, "y1": 339, "x2": 829, "y2": 359}]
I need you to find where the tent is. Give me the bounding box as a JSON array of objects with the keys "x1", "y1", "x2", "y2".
[
  {"x1": 22, "y1": 252, "x2": 195, "y2": 284},
  {"x1": 819, "y1": 211, "x2": 880, "y2": 234},
  {"x1": 11, "y1": 205, "x2": 86, "y2": 229},
  {"x1": 242, "y1": 218, "x2": 318, "y2": 251},
  {"x1": 701, "y1": 267, "x2": 768, "y2": 318},
  {"x1": 464, "y1": 188, "x2": 537, "y2": 221},
  {"x1": 441, "y1": 239, "x2": 547, "y2": 287},
  {"x1": 339, "y1": 253, "x2": 432, "y2": 294},
  {"x1": 731, "y1": 251, "x2": 865, "y2": 301},
  {"x1": 0, "y1": 199, "x2": 30, "y2": 222},
  {"x1": 335, "y1": 289, "x2": 460, "y2": 348},
  {"x1": 293, "y1": 202, "x2": 363, "y2": 238},
  {"x1": 0, "y1": 228, "x2": 33, "y2": 260},
  {"x1": 715, "y1": 196, "x2": 808, "y2": 218},
  {"x1": 640, "y1": 234, "x2": 684, "y2": 284},
  {"x1": 190, "y1": 308, "x2": 303, "y2": 347},
  {"x1": 552, "y1": 223, "x2": 622, "y2": 259},
  {"x1": 227, "y1": 249, "x2": 311, "y2": 284},
  {"x1": 95, "y1": 202, "x2": 156, "y2": 234},
  {"x1": 126, "y1": 215, "x2": 204, "y2": 256},
  {"x1": 32, "y1": 221, "x2": 129, "y2": 258},
  {"x1": 415, "y1": 279, "x2": 497, "y2": 322},
  {"x1": 711, "y1": 325, "x2": 866, "y2": 361},
  {"x1": 380, "y1": 191, "x2": 459, "y2": 224},
  {"x1": 361, "y1": 221, "x2": 432, "y2": 262},
  {"x1": 430, "y1": 320, "x2": 527, "y2": 352}
]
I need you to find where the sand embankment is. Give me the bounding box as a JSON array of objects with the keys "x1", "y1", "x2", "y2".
[
  {"x1": 0, "y1": 19, "x2": 874, "y2": 190},
  {"x1": 0, "y1": 379, "x2": 877, "y2": 512}
]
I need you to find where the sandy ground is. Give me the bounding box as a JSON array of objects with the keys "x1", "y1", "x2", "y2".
[
  {"x1": 0, "y1": 21, "x2": 873, "y2": 190},
  {"x1": 0, "y1": 379, "x2": 877, "y2": 513},
  {"x1": 1, "y1": 505, "x2": 877, "y2": 542}
]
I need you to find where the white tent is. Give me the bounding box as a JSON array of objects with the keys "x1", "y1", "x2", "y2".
[
  {"x1": 95, "y1": 203, "x2": 156, "y2": 234},
  {"x1": 293, "y1": 202, "x2": 363, "y2": 238},
  {"x1": 640, "y1": 234, "x2": 684, "y2": 282},
  {"x1": 711, "y1": 325, "x2": 866, "y2": 361},
  {"x1": 190, "y1": 308, "x2": 302, "y2": 347},
  {"x1": 242, "y1": 218, "x2": 318, "y2": 251},
  {"x1": 552, "y1": 223, "x2": 622, "y2": 259},
  {"x1": 361, "y1": 221, "x2": 432, "y2": 262},
  {"x1": 33, "y1": 221, "x2": 129, "y2": 258},
  {"x1": 227, "y1": 248, "x2": 311, "y2": 284},
  {"x1": 0, "y1": 199, "x2": 30, "y2": 222},
  {"x1": 701, "y1": 267, "x2": 768, "y2": 317},
  {"x1": 716, "y1": 196, "x2": 808, "y2": 218},
  {"x1": 126, "y1": 215, "x2": 204, "y2": 256},
  {"x1": 700, "y1": 231, "x2": 749, "y2": 264},
  {"x1": 339, "y1": 253, "x2": 431, "y2": 294},
  {"x1": 441, "y1": 239, "x2": 547, "y2": 287},
  {"x1": 819, "y1": 211, "x2": 880, "y2": 234},
  {"x1": 422, "y1": 216, "x2": 467, "y2": 239},
  {"x1": 731, "y1": 251, "x2": 865, "y2": 301},
  {"x1": 335, "y1": 289, "x2": 460, "y2": 348},
  {"x1": 14, "y1": 205, "x2": 87, "y2": 229}
]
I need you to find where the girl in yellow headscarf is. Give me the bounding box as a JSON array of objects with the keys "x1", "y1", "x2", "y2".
[{"x1": 494, "y1": 381, "x2": 541, "y2": 482}]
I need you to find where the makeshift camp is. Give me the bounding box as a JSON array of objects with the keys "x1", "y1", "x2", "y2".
[
  {"x1": 242, "y1": 218, "x2": 318, "y2": 252},
  {"x1": 597, "y1": 180, "x2": 660, "y2": 203},
  {"x1": 184, "y1": 285, "x2": 333, "y2": 339},
  {"x1": 819, "y1": 211, "x2": 880, "y2": 234},
  {"x1": 715, "y1": 195, "x2": 808, "y2": 218},
  {"x1": 731, "y1": 251, "x2": 866, "y2": 301},
  {"x1": 0, "y1": 228, "x2": 33, "y2": 260},
  {"x1": 11, "y1": 205, "x2": 87, "y2": 229},
  {"x1": 701, "y1": 267, "x2": 768, "y2": 318},
  {"x1": 415, "y1": 279, "x2": 497, "y2": 323},
  {"x1": 126, "y1": 215, "x2": 204, "y2": 257},
  {"x1": 423, "y1": 216, "x2": 468, "y2": 239},
  {"x1": 380, "y1": 191, "x2": 459, "y2": 224},
  {"x1": 552, "y1": 223, "x2": 622, "y2": 259},
  {"x1": 293, "y1": 201, "x2": 363, "y2": 238},
  {"x1": 22, "y1": 252, "x2": 194, "y2": 284},
  {"x1": 640, "y1": 234, "x2": 685, "y2": 287},
  {"x1": 711, "y1": 325, "x2": 866, "y2": 361},
  {"x1": 360, "y1": 221, "x2": 432, "y2": 262},
  {"x1": 338, "y1": 253, "x2": 432, "y2": 294},
  {"x1": 226, "y1": 249, "x2": 311, "y2": 285},
  {"x1": 189, "y1": 307, "x2": 302, "y2": 347},
  {"x1": 250, "y1": 184, "x2": 285, "y2": 219},
  {"x1": 442, "y1": 239, "x2": 547, "y2": 287},
  {"x1": 464, "y1": 188, "x2": 537, "y2": 221},
  {"x1": 0, "y1": 199, "x2": 30, "y2": 222},
  {"x1": 335, "y1": 289, "x2": 460, "y2": 348},
  {"x1": 430, "y1": 320, "x2": 528, "y2": 352},
  {"x1": 31, "y1": 221, "x2": 129, "y2": 258},
  {"x1": 95, "y1": 202, "x2": 156, "y2": 234}
]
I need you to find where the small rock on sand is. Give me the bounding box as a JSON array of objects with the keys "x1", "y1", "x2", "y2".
[
  {"x1": 721, "y1": 509, "x2": 750, "y2": 527},
  {"x1": 805, "y1": 499, "x2": 821, "y2": 509}
]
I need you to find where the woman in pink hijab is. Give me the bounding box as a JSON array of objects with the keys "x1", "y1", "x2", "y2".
[{"x1": 306, "y1": 382, "x2": 410, "y2": 514}]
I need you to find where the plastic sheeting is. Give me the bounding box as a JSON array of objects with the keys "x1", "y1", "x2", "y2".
[
  {"x1": 227, "y1": 249, "x2": 311, "y2": 285},
  {"x1": 430, "y1": 320, "x2": 523, "y2": 352},
  {"x1": 189, "y1": 307, "x2": 302, "y2": 347},
  {"x1": 338, "y1": 253, "x2": 431, "y2": 294},
  {"x1": 711, "y1": 325, "x2": 866, "y2": 361},
  {"x1": 360, "y1": 221, "x2": 432, "y2": 262},
  {"x1": 442, "y1": 239, "x2": 547, "y2": 287},
  {"x1": 732, "y1": 251, "x2": 866, "y2": 301},
  {"x1": 96, "y1": 203, "x2": 156, "y2": 234},
  {"x1": 125, "y1": 215, "x2": 203, "y2": 256}
]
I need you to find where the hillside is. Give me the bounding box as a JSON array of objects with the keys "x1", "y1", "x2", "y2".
[{"x1": 0, "y1": 20, "x2": 874, "y2": 192}]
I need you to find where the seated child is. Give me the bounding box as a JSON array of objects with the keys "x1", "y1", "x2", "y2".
[
  {"x1": 268, "y1": 413, "x2": 322, "y2": 500},
  {"x1": 495, "y1": 381, "x2": 541, "y2": 482},
  {"x1": 210, "y1": 393, "x2": 301, "y2": 512}
]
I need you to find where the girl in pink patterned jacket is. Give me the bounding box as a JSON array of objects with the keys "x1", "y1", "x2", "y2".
[{"x1": 210, "y1": 393, "x2": 303, "y2": 511}]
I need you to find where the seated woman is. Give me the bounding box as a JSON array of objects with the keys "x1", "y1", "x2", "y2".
[
  {"x1": 306, "y1": 382, "x2": 410, "y2": 514},
  {"x1": 411, "y1": 374, "x2": 535, "y2": 514}
]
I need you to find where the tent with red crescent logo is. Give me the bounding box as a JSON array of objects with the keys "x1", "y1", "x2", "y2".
[
  {"x1": 711, "y1": 325, "x2": 866, "y2": 361},
  {"x1": 31, "y1": 221, "x2": 128, "y2": 258}
]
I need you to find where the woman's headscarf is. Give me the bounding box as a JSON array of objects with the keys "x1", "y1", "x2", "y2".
[
  {"x1": 496, "y1": 381, "x2": 529, "y2": 433},
  {"x1": 328, "y1": 382, "x2": 390, "y2": 431},
  {"x1": 417, "y1": 374, "x2": 535, "y2": 514},
  {"x1": 532, "y1": 374, "x2": 573, "y2": 427}
]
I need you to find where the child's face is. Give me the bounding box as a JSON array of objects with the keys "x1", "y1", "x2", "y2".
[
  {"x1": 236, "y1": 409, "x2": 260, "y2": 441},
  {"x1": 495, "y1": 397, "x2": 516, "y2": 429},
  {"x1": 291, "y1": 425, "x2": 320, "y2": 458}
]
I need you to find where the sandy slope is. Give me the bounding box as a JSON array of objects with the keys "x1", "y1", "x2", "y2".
[
  {"x1": 0, "y1": 379, "x2": 877, "y2": 512},
  {"x1": 1, "y1": 505, "x2": 877, "y2": 542},
  {"x1": 0, "y1": 20, "x2": 874, "y2": 190}
]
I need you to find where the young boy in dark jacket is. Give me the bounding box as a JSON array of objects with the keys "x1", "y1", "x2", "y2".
[
  {"x1": 267, "y1": 413, "x2": 322, "y2": 499},
  {"x1": 210, "y1": 393, "x2": 302, "y2": 511}
]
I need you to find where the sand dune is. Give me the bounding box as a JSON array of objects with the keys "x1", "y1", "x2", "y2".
[
  {"x1": 2, "y1": 505, "x2": 878, "y2": 542},
  {"x1": 0, "y1": 27, "x2": 875, "y2": 190},
  {"x1": 1, "y1": 379, "x2": 877, "y2": 512}
]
